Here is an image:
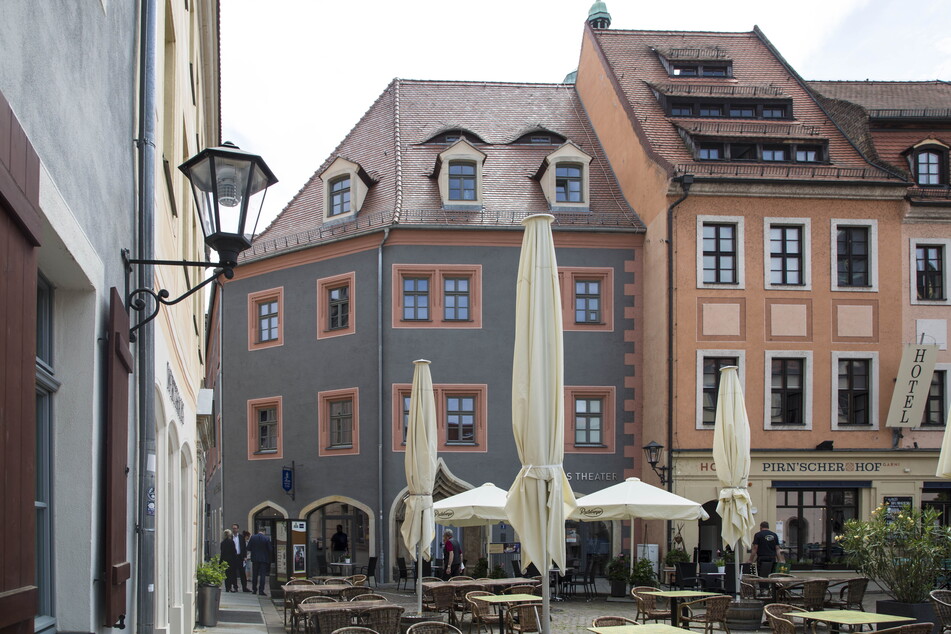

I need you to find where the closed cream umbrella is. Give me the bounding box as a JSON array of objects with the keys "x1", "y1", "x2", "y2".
[
  {"x1": 937, "y1": 409, "x2": 951, "y2": 479},
  {"x1": 401, "y1": 360, "x2": 438, "y2": 616},
  {"x1": 504, "y1": 214, "x2": 577, "y2": 634},
  {"x1": 712, "y1": 366, "x2": 755, "y2": 596}
]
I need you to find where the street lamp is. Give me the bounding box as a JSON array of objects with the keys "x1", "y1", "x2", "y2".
[
  {"x1": 124, "y1": 142, "x2": 278, "y2": 339},
  {"x1": 642, "y1": 440, "x2": 669, "y2": 485}
]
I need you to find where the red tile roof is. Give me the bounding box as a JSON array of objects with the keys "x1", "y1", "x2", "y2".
[
  {"x1": 809, "y1": 81, "x2": 951, "y2": 115},
  {"x1": 248, "y1": 80, "x2": 641, "y2": 261},
  {"x1": 588, "y1": 28, "x2": 901, "y2": 183}
]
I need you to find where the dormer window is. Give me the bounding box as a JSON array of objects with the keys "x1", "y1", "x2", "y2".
[
  {"x1": 673, "y1": 64, "x2": 698, "y2": 77},
  {"x1": 762, "y1": 146, "x2": 786, "y2": 161},
  {"x1": 729, "y1": 105, "x2": 756, "y2": 118},
  {"x1": 329, "y1": 176, "x2": 351, "y2": 216},
  {"x1": 534, "y1": 142, "x2": 593, "y2": 211},
  {"x1": 669, "y1": 62, "x2": 732, "y2": 78},
  {"x1": 762, "y1": 105, "x2": 787, "y2": 119},
  {"x1": 433, "y1": 138, "x2": 486, "y2": 208},
  {"x1": 917, "y1": 150, "x2": 942, "y2": 185},
  {"x1": 448, "y1": 161, "x2": 477, "y2": 201},
  {"x1": 905, "y1": 141, "x2": 948, "y2": 187},
  {"x1": 320, "y1": 157, "x2": 375, "y2": 222},
  {"x1": 699, "y1": 105, "x2": 722, "y2": 117}
]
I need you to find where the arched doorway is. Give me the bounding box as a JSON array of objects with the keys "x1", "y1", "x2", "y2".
[{"x1": 305, "y1": 501, "x2": 370, "y2": 577}]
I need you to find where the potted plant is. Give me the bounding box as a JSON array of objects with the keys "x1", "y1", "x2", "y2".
[
  {"x1": 471, "y1": 557, "x2": 488, "y2": 579},
  {"x1": 489, "y1": 563, "x2": 506, "y2": 579},
  {"x1": 714, "y1": 557, "x2": 726, "y2": 574},
  {"x1": 606, "y1": 553, "x2": 630, "y2": 597},
  {"x1": 839, "y1": 505, "x2": 951, "y2": 632},
  {"x1": 629, "y1": 557, "x2": 658, "y2": 588},
  {"x1": 664, "y1": 548, "x2": 693, "y2": 588},
  {"x1": 196, "y1": 555, "x2": 229, "y2": 627}
]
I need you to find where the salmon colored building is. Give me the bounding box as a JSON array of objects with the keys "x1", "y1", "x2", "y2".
[{"x1": 574, "y1": 21, "x2": 940, "y2": 570}]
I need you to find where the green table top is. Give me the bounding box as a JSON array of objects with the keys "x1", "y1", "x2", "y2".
[
  {"x1": 786, "y1": 610, "x2": 915, "y2": 625},
  {"x1": 643, "y1": 590, "x2": 719, "y2": 598},
  {"x1": 473, "y1": 593, "x2": 539, "y2": 603},
  {"x1": 588, "y1": 624, "x2": 686, "y2": 634}
]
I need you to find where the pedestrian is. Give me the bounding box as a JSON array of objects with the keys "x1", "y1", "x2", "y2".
[
  {"x1": 441, "y1": 529, "x2": 461, "y2": 580},
  {"x1": 231, "y1": 523, "x2": 252, "y2": 592},
  {"x1": 330, "y1": 524, "x2": 349, "y2": 562},
  {"x1": 220, "y1": 529, "x2": 239, "y2": 592},
  {"x1": 748, "y1": 520, "x2": 784, "y2": 577},
  {"x1": 247, "y1": 528, "x2": 273, "y2": 596}
]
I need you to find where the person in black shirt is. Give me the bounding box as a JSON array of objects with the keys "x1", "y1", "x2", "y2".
[
  {"x1": 748, "y1": 521, "x2": 784, "y2": 577},
  {"x1": 330, "y1": 525, "x2": 349, "y2": 561}
]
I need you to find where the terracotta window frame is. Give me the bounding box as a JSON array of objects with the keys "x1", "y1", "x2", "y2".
[
  {"x1": 391, "y1": 383, "x2": 487, "y2": 452},
  {"x1": 247, "y1": 396, "x2": 283, "y2": 460},
  {"x1": 247, "y1": 287, "x2": 284, "y2": 351},
  {"x1": 392, "y1": 264, "x2": 482, "y2": 329},
  {"x1": 317, "y1": 272, "x2": 356, "y2": 339},
  {"x1": 318, "y1": 387, "x2": 360, "y2": 456},
  {"x1": 564, "y1": 386, "x2": 616, "y2": 454},
  {"x1": 558, "y1": 267, "x2": 614, "y2": 332}
]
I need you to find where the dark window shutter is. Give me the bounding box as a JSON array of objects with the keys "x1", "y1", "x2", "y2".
[{"x1": 103, "y1": 288, "x2": 133, "y2": 627}]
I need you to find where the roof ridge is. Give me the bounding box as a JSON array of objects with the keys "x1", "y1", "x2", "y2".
[
  {"x1": 809, "y1": 80, "x2": 950, "y2": 85},
  {"x1": 393, "y1": 78, "x2": 403, "y2": 224},
  {"x1": 395, "y1": 78, "x2": 578, "y2": 88},
  {"x1": 598, "y1": 28, "x2": 755, "y2": 36}
]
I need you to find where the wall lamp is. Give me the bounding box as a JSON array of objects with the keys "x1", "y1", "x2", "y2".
[
  {"x1": 643, "y1": 440, "x2": 669, "y2": 485},
  {"x1": 124, "y1": 142, "x2": 277, "y2": 340}
]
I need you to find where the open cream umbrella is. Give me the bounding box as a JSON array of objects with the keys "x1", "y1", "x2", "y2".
[
  {"x1": 504, "y1": 214, "x2": 577, "y2": 634},
  {"x1": 571, "y1": 477, "x2": 709, "y2": 573},
  {"x1": 433, "y1": 483, "x2": 509, "y2": 527},
  {"x1": 401, "y1": 360, "x2": 438, "y2": 616},
  {"x1": 937, "y1": 409, "x2": 951, "y2": 479},
  {"x1": 712, "y1": 366, "x2": 755, "y2": 596}
]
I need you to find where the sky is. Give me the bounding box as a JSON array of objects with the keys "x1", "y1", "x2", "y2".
[{"x1": 220, "y1": 0, "x2": 951, "y2": 233}]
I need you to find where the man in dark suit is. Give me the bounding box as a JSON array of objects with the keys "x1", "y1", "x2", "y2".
[
  {"x1": 231, "y1": 523, "x2": 251, "y2": 592},
  {"x1": 247, "y1": 528, "x2": 273, "y2": 596}
]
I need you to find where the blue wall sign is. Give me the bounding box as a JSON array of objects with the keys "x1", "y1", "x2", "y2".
[{"x1": 282, "y1": 467, "x2": 293, "y2": 492}]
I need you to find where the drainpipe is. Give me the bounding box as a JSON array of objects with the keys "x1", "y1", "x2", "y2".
[
  {"x1": 377, "y1": 227, "x2": 390, "y2": 580},
  {"x1": 666, "y1": 174, "x2": 693, "y2": 494},
  {"x1": 135, "y1": 0, "x2": 158, "y2": 631}
]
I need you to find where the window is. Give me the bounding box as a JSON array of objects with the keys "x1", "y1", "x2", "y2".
[
  {"x1": 444, "y1": 277, "x2": 470, "y2": 321},
  {"x1": 574, "y1": 279, "x2": 601, "y2": 324},
  {"x1": 391, "y1": 383, "x2": 487, "y2": 452},
  {"x1": 560, "y1": 267, "x2": 614, "y2": 332},
  {"x1": 247, "y1": 397, "x2": 283, "y2": 460},
  {"x1": 837, "y1": 358, "x2": 870, "y2": 426},
  {"x1": 402, "y1": 277, "x2": 430, "y2": 321},
  {"x1": 446, "y1": 394, "x2": 476, "y2": 445},
  {"x1": 329, "y1": 176, "x2": 351, "y2": 216},
  {"x1": 667, "y1": 61, "x2": 733, "y2": 77},
  {"x1": 671, "y1": 103, "x2": 694, "y2": 116},
  {"x1": 702, "y1": 65, "x2": 729, "y2": 77},
  {"x1": 770, "y1": 225, "x2": 803, "y2": 285},
  {"x1": 729, "y1": 105, "x2": 755, "y2": 118},
  {"x1": 732, "y1": 143, "x2": 756, "y2": 160},
  {"x1": 701, "y1": 356, "x2": 738, "y2": 426},
  {"x1": 574, "y1": 397, "x2": 603, "y2": 446},
  {"x1": 702, "y1": 223, "x2": 737, "y2": 284},
  {"x1": 771, "y1": 358, "x2": 804, "y2": 425},
  {"x1": 797, "y1": 146, "x2": 820, "y2": 162},
  {"x1": 916, "y1": 150, "x2": 941, "y2": 185},
  {"x1": 318, "y1": 388, "x2": 360, "y2": 456},
  {"x1": 555, "y1": 163, "x2": 583, "y2": 202},
  {"x1": 698, "y1": 144, "x2": 722, "y2": 160},
  {"x1": 317, "y1": 273, "x2": 356, "y2": 339},
  {"x1": 922, "y1": 487, "x2": 951, "y2": 526},
  {"x1": 917, "y1": 245, "x2": 945, "y2": 300},
  {"x1": 247, "y1": 287, "x2": 284, "y2": 350},
  {"x1": 762, "y1": 146, "x2": 787, "y2": 161},
  {"x1": 531, "y1": 135, "x2": 552, "y2": 144},
  {"x1": 762, "y1": 105, "x2": 787, "y2": 118},
  {"x1": 448, "y1": 161, "x2": 477, "y2": 201},
  {"x1": 35, "y1": 276, "x2": 57, "y2": 631},
  {"x1": 836, "y1": 226, "x2": 870, "y2": 287},
  {"x1": 393, "y1": 265, "x2": 482, "y2": 329},
  {"x1": 673, "y1": 64, "x2": 698, "y2": 76},
  {"x1": 699, "y1": 104, "x2": 722, "y2": 117},
  {"x1": 777, "y1": 488, "x2": 857, "y2": 565},
  {"x1": 922, "y1": 370, "x2": 946, "y2": 427},
  {"x1": 328, "y1": 399, "x2": 353, "y2": 447}
]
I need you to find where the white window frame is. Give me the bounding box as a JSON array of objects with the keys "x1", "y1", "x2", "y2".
[
  {"x1": 764, "y1": 217, "x2": 811, "y2": 291},
  {"x1": 915, "y1": 362, "x2": 950, "y2": 430},
  {"x1": 831, "y1": 351, "x2": 879, "y2": 431},
  {"x1": 909, "y1": 237, "x2": 950, "y2": 305},
  {"x1": 830, "y1": 219, "x2": 878, "y2": 292},
  {"x1": 697, "y1": 215, "x2": 745, "y2": 289},
  {"x1": 696, "y1": 349, "x2": 746, "y2": 429},
  {"x1": 764, "y1": 350, "x2": 813, "y2": 430}
]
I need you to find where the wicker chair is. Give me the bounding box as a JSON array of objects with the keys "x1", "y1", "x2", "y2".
[
  {"x1": 504, "y1": 603, "x2": 543, "y2": 634},
  {"x1": 825, "y1": 577, "x2": 869, "y2": 611},
  {"x1": 454, "y1": 585, "x2": 486, "y2": 623},
  {"x1": 422, "y1": 576, "x2": 443, "y2": 582},
  {"x1": 406, "y1": 621, "x2": 463, "y2": 634},
  {"x1": 631, "y1": 586, "x2": 671, "y2": 624},
  {"x1": 467, "y1": 591, "x2": 500, "y2": 634},
  {"x1": 764, "y1": 603, "x2": 806, "y2": 634},
  {"x1": 767, "y1": 614, "x2": 798, "y2": 634},
  {"x1": 679, "y1": 594, "x2": 732, "y2": 634},
  {"x1": 341, "y1": 585, "x2": 372, "y2": 601},
  {"x1": 450, "y1": 576, "x2": 475, "y2": 581},
  {"x1": 347, "y1": 574, "x2": 369, "y2": 587},
  {"x1": 931, "y1": 589, "x2": 951, "y2": 634},
  {"x1": 875, "y1": 625, "x2": 937, "y2": 634},
  {"x1": 592, "y1": 616, "x2": 639, "y2": 626},
  {"x1": 504, "y1": 585, "x2": 536, "y2": 595},
  {"x1": 351, "y1": 593, "x2": 388, "y2": 601},
  {"x1": 423, "y1": 585, "x2": 458, "y2": 625},
  {"x1": 360, "y1": 605, "x2": 405, "y2": 634},
  {"x1": 284, "y1": 579, "x2": 320, "y2": 628},
  {"x1": 331, "y1": 628, "x2": 378, "y2": 634},
  {"x1": 297, "y1": 596, "x2": 338, "y2": 634},
  {"x1": 325, "y1": 577, "x2": 352, "y2": 585},
  {"x1": 315, "y1": 609, "x2": 356, "y2": 634},
  {"x1": 781, "y1": 579, "x2": 829, "y2": 611}
]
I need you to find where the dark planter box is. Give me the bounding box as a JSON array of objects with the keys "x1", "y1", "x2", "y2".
[
  {"x1": 877, "y1": 599, "x2": 940, "y2": 634},
  {"x1": 610, "y1": 580, "x2": 628, "y2": 597}
]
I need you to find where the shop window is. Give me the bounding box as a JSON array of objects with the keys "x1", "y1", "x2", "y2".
[
  {"x1": 318, "y1": 388, "x2": 359, "y2": 456},
  {"x1": 247, "y1": 396, "x2": 283, "y2": 460},
  {"x1": 922, "y1": 487, "x2": 951, "y2": 526},
  {"x1": 247, "y1": 287, "x2": 284, "y2": 350},
  {"x1": 777, "y1": 488, "x2": 857, "y2": 566},
  {"x1": 392, "y1": 264, "x2": 482, "y2": 329},
  {"x1": 317, "y1": 272, "x2": 356, "y2": 339}
]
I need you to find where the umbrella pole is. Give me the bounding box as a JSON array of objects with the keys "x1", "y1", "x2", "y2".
[
  {"x1": 541, "y1": 506, "x2": 550, "y2": 634},
  {"x1": 416, "y1": 541, "x2": 423, "y2": 615},
  {"x1": 734, "y1": 539, "x2": 741, "y2": 600}
]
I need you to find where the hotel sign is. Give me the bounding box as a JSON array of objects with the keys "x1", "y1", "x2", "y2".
[
  {"x1": 699, "y1": 460, "x2": 901, "y2": 473},
  {"x1": 886, "y1": 344, "x2": 938, "y2": 428}
]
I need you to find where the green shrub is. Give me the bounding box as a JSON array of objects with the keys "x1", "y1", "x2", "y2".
[
  {"x1": 664, "y1": 548, "x2": 690, "y2": 566},
  {"x1": 629, "y1": 557, "x2": 658, "y2": 587},
  {"x1": 197, "y1": 555, "x2": 229, "y2": 587},
  {"x1": 605, "y1": 554, "x2": 629, "y2": 583},
  {"x1": 489, "y1": 564, "x2": 506, "y2": 579},
  {"x1": 470, "y1": 557, "x2": 488, "y2": 579}
]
